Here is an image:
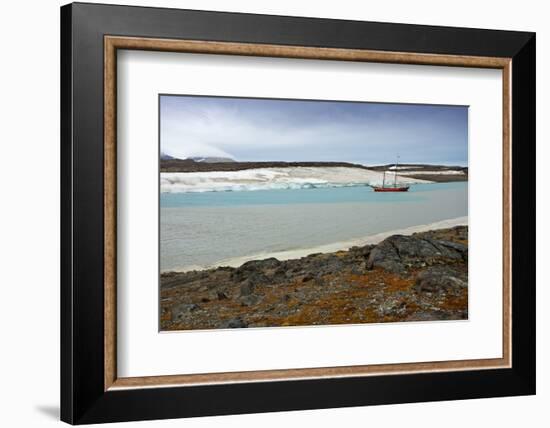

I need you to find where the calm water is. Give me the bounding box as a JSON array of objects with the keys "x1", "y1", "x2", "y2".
[{"x1": 160, "y1": 182, "x2": 468, "y2": 271}]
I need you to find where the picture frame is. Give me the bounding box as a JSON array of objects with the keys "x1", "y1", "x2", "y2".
[{"x1": 60, "y1": 2, "x2": 535, "y2": 424}]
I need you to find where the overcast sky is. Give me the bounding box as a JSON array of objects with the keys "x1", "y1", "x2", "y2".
[{"x1": 160, "y1": 95, "x2": 468, "y2": 166}]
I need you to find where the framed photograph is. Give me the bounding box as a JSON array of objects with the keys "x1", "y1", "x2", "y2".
[{"x1": 61, "y1": 2, "x2": 535, "y2": 424}]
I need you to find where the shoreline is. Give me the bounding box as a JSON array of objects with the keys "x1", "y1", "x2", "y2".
[
  {"x1": 161, "y1": 225, "x2": 469, "y2": 330},
  {"x1": 169, "y1": 216, "x2": 468, "y2": 273}
]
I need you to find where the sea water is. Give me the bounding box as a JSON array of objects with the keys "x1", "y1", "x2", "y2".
[{"x1": 160, "y1": 182, "x2": 468, "y2": 271}]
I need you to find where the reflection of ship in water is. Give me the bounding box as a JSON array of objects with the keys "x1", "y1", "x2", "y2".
[{"x1": 371, "y1": 156, "x2": 410, "y2": 192}]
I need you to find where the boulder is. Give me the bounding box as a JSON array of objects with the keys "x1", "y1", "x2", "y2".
[
  {"x1": 239, "y1": 279, "x2": 255, "y2": 296},
  {"x1": 367, "y1": 234, "x2": 467, "y2": 273},
  {"x1": 348, "y1": 245, "x2": 374, "y2": 258},
  {"x1": 414, "y1": 266, "x2": 467, "y2": 294},
  {"x1": 376, "y1": 299, "x2": 407, "y2": 317},
  {"x1": 220, "y1": 318, "x2": 248, "y2": 329},
  {"x1": 172, "y1": 303, "x2": 200, "y2": 320},
  {"x1": 160, "y1": 270, "x2": 209, "y2": 289},
  {"x1": 405, "y1": 311, "x2": 451, "y2": 322},
  {"x1": 240, "y1": 294, "x2": 262, "y2": 307},
  {"x1": 231, "y1": 258, "x2": 281, "y2": 281}
]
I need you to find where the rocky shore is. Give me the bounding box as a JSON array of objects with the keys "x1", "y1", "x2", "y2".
[
  {"x1": 160, "y1": 226, "x2": 468, "y2": 331},
  {"x1": 368, "y1": 164, "x2": 468, "y2": 183},
  {"x1": 160, "y1": 159, "x2": 371, "y2": 173}
]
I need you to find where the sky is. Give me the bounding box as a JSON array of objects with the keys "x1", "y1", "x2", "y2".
[{"x1": 160, "y1": 95, "x2": 468, "y2": 166}]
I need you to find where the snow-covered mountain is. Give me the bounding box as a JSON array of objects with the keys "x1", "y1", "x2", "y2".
[
  {"x1": 160, "y1": 152, "x2": 175, "y2": 160},
  {"x1": 188, "y1": 156, "x2": 236, "y2": 163}
]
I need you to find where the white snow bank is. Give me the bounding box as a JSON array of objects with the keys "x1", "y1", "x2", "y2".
[
  {"x1": 160, "y1": 167, "x2": 431, "y2": 193},
  {"x1": 397, "y1": 170, "x2": 466, "y2": 175},
  {"x1": 388, "y1": 165, "x2": 423, "y2": 170}
]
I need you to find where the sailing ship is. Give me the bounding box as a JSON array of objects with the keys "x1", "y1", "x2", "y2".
[{"x1": 371, "y1": 156, "x2": 410, "y2": 192}]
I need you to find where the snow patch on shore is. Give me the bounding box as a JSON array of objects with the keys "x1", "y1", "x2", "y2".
[
  {"x1": 161, "y1": 167, "x2": 431, "y2": 193},
  {"x1": 397, "y1": 170, "x2": 466, "y2": 176}
]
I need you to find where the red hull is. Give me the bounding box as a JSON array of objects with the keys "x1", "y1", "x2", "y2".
[{"x1": 372, "y1": 186, "x2": 410, "y2": 192}]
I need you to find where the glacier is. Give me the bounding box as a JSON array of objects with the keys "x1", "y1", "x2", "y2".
[{"x1": 160, "y1": 166, "x2": 431, "y2": 193}]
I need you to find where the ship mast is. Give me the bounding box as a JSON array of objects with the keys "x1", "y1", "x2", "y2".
[
  {"x1": 382, "y1": 170, "x2": 386, "y2": 188},
  {"x1": 394, "y1": 155, "x2": 400, "y2": 187}
]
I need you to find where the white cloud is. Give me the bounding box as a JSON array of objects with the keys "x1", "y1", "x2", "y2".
[{"x1": 159, "y1": 96, "x2": 468, "y2": 165}]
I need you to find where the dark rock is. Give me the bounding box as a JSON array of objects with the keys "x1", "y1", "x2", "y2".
[
  {"x1": 267, "y1": 266, "x2": 290, "y2": 283},
  {"x1": 348, "y1": 245, "x2": 374, "y2": 258},
  {"x1": 217, "y1": 291, "x2": 228, "y2": 300},
  {"x1": 231, "y1": 258, "x2": 281, "y2": 281},
  {"x1": 437, "y1": 240, "x2": 468, "y2": 261},
  {"x1": 240, "y1": 295, "x2": 261, "y2": 307},
  {"x1": 160, "y1": 270, "x2": 209, "y2": 288},
  {"x1": 437, "y1": 239, "x2": 467, "y2": 253},
  {"x1": 234, "y1": 270, "x2": 269, "y2": 294},
  {"x1": 377, "y1": 299, "x2": 407, "y2": 317},
  {"x1": 405, "y1": 311, "x2": 449, "y2": 322},
  {"x1": 305, "y1": 252, "x2": 323, "y2": 259},
  {"x1": 174, "y1": 303, "x2": 200, "y2": 312},
  {"x1": 349, "y1": 260, "x2": 369, "y2": 274},
  {"x1": 298, "y1": 255, "x2": 345, "y2": 278},
  {"x1": 415, "y1": 225, "x2": 468, "y2": 243},
  {"x1": 240, "y1": 279, "x2": 256, "y2": 296},
  {"x1": 414, "y1": 266, "x2": 467, "y2": 294},
  {"x1": 172, "y1": 303, "x2": 200, "y2": 319},
  {"x1": 367, "y1": 234, "x2": 467, "y2": 273},
  {"x1": 258, "y1": 257, "x2": 282, "y2": 269},
  {"x1": 220, "y1": 318, "x2": 248, "y2": 329}
]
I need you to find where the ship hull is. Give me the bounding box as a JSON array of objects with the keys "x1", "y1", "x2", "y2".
[{"x1": 372, "y1": 186, "x2": 410, "y2": 192}]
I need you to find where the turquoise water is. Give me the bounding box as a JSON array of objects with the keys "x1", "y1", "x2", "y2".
[
  {"x1": 160, "y1": 182, "x2": 467, "y2": 271},
  {"x1": 160, "y1": 182, "x2": 460, "y2": 207}
]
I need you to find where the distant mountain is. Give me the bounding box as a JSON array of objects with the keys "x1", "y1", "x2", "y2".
[
  {"x1": 160, "y1": 152, "x2": 176, "y2": 160},
  {"x1": 188, "y1": 156, "x2": 236, "y2": 163},
  {"x1": 160, "y1": 159, "x2": 370, "y2": 173}
]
